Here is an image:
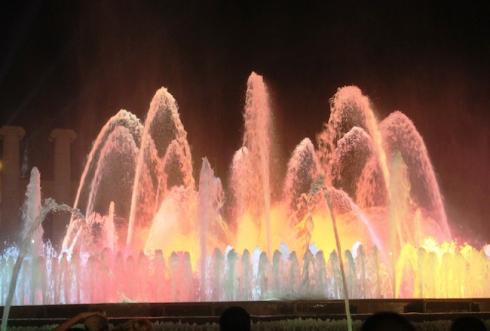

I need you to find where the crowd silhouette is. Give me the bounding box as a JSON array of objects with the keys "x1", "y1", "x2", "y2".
[{"x1": 54, "y1": 307, "x2": 488, "y2": 331}]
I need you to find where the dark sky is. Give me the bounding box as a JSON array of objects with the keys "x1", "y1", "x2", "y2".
[{"x1": 0, "y1": 1, "x2": 489, "y2": 242}]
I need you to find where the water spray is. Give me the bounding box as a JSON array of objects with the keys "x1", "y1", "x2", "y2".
[
  {"x1": 1, "y1": 199, "x2": 80, "y2": 331},
  {"x1": 311, "y1": 177, "x2": 352, "y2": 331}
]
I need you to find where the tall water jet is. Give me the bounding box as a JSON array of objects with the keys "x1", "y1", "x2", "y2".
[
  {"x1": 328, "y1": 127, "x2": 373, "y2": 199},
  {"x1": 198, "y1": 158, "x2": 225, "y2": 299},
  {"x1": 282, "y1": 139, "x2": 320, "y2": 253},
  {"x1": 2, "y1": 169, "x2": 77, "y2": 330},
  {"x1": 388, "y1": 152, "x2": 412, "y2": 251},
  {"x1": 317, "y1": 86, "x2": 391, "y2": 202},
  {"x1": 22, "y1": 168, "x2": 43, "y2": 256},
  {"x1": 162, "y1": 139, "x2": 194, "y2": 190},
  {"x1": 388, "y1": 153, "x2": 414, "y2": 297},
  {"x1": 380, "y1": 111, "x2": 450, "y2": 240},
  {"x1": 85, "y1": 127, "x2": 138, "y2": 219},
  {"x1": 71, "y1": 110, "x2": 142, "y2": 219},
  {"x1": 355, "y1": 156, "x2": 387, "y2": 208},
  {"x1": 283, "y1": 138, "x2": 321, "y2": 213},
  {"x1": 229, "y1": 147, "x2": 253, "y2": 225},
  {"x1": 127, "y1": 87, "x2": 194, "y2": 250},
  {"x1": 241, "y1": 72, "x2": 273, "y2": 254},
  {"x1": 63, "y1": 110, "x2": 142, "y2": 251},
  {"x1": 103, "y1": 202, "x2": 117, "y2": 252},
  {"x1": 1, "y1": 168, "x2": 41, "y2": 330}
]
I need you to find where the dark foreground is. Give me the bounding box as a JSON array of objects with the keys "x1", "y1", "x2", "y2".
[{"x1": 3, "y1": 298, "x2": 490, "y2": 327}]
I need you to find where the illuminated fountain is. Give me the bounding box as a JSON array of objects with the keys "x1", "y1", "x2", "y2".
[{"x1": 1, "y1": 72, "x2": 489, "y2": 305}]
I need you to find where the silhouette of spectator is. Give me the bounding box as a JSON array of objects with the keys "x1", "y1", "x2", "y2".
[
  {"x1": 219, "y1": 306, "x2": 251, "y2": 331},
  {"x1": 84, "y1": 313, "x2": 110, "y2": 331},
  {"x1": 361, "y1": 312, "x2": 415, "y2": 331},
  {"x1": 451, "y1": 316, "x2": 487, "y2": 331}
]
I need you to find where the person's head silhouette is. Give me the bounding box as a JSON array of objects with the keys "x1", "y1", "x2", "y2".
[
  {"x1": 361, "y1": 312, "x2": 414, "y2": 331},
  {"x1": 84, "y1": 314, "x2": 109, "y2": 331},
  {"x1": 219, "y1": 306, "x2": 251, "y2": 331},
  {"x1": 451, "y1": 316, "x2": 487, "y2": 331}
]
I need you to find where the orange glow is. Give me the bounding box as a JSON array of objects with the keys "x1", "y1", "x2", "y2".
[
  {"x1": 52, "y1": 75, "x2": 485, "y2": 304},
  {"x1": 395, "y1": 238, "x2": 490, "y2": 298}
]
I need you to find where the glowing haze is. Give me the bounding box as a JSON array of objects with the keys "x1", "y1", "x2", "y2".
[{"x1": 4, "y1": 72, "x2": 488, "y2": 305}]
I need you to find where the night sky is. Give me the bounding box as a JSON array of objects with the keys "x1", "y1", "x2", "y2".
[{"x1": 0, "y1": 1, "x2": 489, "y2": 242}]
